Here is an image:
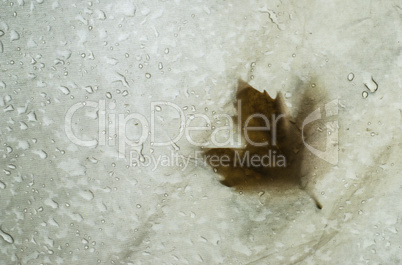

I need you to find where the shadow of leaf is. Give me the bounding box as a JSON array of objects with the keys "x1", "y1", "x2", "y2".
[{"x1": 204, "y1": 79, "x2": 328, "y2": 208}]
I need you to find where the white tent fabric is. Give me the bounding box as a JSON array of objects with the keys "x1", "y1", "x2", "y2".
[{"x1": 0, "y1": 1, "x2": 401, "y2": 264}]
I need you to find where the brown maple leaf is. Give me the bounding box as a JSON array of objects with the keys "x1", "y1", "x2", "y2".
[{"x1": 204, "y1": 80, "x2": 325, "y2": 209}]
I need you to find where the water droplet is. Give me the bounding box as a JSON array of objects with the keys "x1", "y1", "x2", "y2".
[
  {"x1": 10, "y1": 30, "x2": 20, "y2": 41},
  {"x1": 292, "y1": 53, "x2": 296, "y2": 57},
  {"x1": 81, "y1": 53, "x2": 86, "y2": 58},
  {"x1": 27, "y1": 111, "x2": 38, "y2": 122},
  {"x1": 0, "y1": 228, "x2": 14, "y2": 244},
  {"x1": 59, "y1": 86, "x2": 70, "y2": 95},
  {"x1": 122, "y1": 90, "x2": 129, "y2": 96},
  {"x1": 371, "y1": 132, "x2": 375, "y2": 137},
  {"x1": 158, "y1": 62, "x2": 163, "y2": 70},
  {"x1": 155, "y1": 105, "x2": 162, "y2": 112},
  {"x1": 106, "y1": 92, "x2": 112, "y2": 99},
  {"x1": 362, "y1": 91, "x2": 368, "y2": 99},
  {"x1": 136, "y1": 204, "x2": 141, "y2": 208},
  {"x1": 251, "y1": 62, "x2": 256, "y2": 67},
  {"x1": 33, "y1": 150, "x2": 48, "y2": 159},
  {"x1": 84, "y1": 86, "x2": 93, "y2": 93},
  {"x1": 164, "y1": 48, "x2": 169, "y2": 54},
  {"x1": 145, "y1": 73, "x2": 151, "y2": 79},
  {"x1": 311, "y1": 83, "x2": 316, "y2": 88},
  {"x1": 138, "y1": 64, "x2": 143, "y2": 69},
  {"x1": 4, "y1": 105, "x2": 14, "y2": 112},
  {"x1": 364, "y1": 77, "x2": 378, "y2": 93},
  {"x1": 347, "y1": 73, "x2": 354, "y2": 81},
  {"x1": 171, "y1": 142, "x2": 180, "y2": 151},
  {"x1": 88, "y1": 157, "x2": 98, "y2": 164}
]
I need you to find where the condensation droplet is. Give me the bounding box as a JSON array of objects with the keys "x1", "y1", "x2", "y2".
[
  {"x1": 364, "y1": 77, "x2": 378, "y2": 93},
  {"x1": 0, "y1": 228, "x2": 14, "y2": 244},
  {"x1": 347, "y1": 73, "x2": 354, "y2": 81},
  {"x1": 106, "y1": 92, "x2": 112, "y2": 99},
  {"x1": 362, "y1": 91, "x2": 368, "y2": 99},
  {"x1": 59, "y1": 86, "x2": 70, "y2": 95},
  {"x1": 10, "y1": 30, "x2": 20, "y2": 41},
  {"x1": 145, "y1": 73, "x2": 151, "y2": 79},
  {"x1": 88, "y1": 157, "x2": 98, "y2": 164},
  {"x1": 158, "y1": 62, "x2": 163, "y2": 70},
  {"x1": 164, "y1": 48, "x2": 169, "y2": 54}
]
